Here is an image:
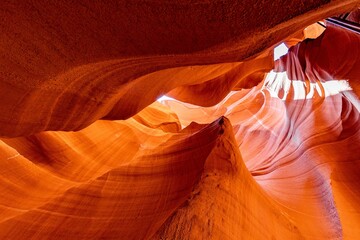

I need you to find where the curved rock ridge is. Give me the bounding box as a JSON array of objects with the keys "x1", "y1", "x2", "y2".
[
  {"x1": 162, "y1": 24, "x2": 360, "y2": 239},
  {"x1": 152, "y1": 117, "x2": 304, "y2": 240},
  {"x1": 0, "y1": 113, "x2": 307, "y2": 239},
  {"x1": 0, "y1": 1, "x2": 360, "y2": 240},
  {"x1": 0, "y1": 1, "x2": 359, "y2": 137},
  {"x1": 0, "y1": 114, "x2": 224, "y2": 239}
]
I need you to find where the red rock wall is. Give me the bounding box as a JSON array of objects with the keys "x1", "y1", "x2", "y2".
[{"x1": 0, "y1": 1, "x2": 360, "y2": 239}]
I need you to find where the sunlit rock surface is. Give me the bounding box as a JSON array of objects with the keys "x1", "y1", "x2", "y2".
[{"x1": 0, "y1": 1, "x2": 360, "y2": 239}]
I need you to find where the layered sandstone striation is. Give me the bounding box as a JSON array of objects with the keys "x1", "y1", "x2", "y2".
[
  {"x1": 0, "y1": 1, "x2": 360, "y2": 239},
  {"x1": 0, "y1": 0, "x2": 359, "y2": 137}
]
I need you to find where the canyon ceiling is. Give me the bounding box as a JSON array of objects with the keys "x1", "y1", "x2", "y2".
[{"x1": 0, "y1": 1, "x2": 360, "y2": 239}]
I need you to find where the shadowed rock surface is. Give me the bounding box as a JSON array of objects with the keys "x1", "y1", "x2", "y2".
[{"x1": 0, "y1": 1, "x2": 360, "y2": 239}]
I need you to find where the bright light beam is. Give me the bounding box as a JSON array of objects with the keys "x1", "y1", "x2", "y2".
[
  {"x1": 274, "y1": 43, "x2": 289, "y2": 61},
  {"x1": 157, "y1": 95, "x2": 175, "y2": 103}
]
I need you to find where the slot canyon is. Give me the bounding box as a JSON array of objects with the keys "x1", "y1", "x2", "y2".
[{"x1": 0, "y1": 1, "x2": 360, "y2": 239}]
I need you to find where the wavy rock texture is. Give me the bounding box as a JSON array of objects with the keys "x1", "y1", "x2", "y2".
[
  {"x1": 0, "y1": 1, "x2": 360, "y2": 240},
  {"x1": 1, "y1": 0, "x2": 360, "y2": 137},
  {"x1": 163, "y1": 24, "x2": 360, "y2": 239}
]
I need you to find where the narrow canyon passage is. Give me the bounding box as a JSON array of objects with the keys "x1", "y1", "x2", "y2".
[{"x1": 0, "y1": 1, "x2": 360, "y2": 239}]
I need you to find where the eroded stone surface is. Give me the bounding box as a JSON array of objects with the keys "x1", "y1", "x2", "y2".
[{"x1": 0, "y1": 1, "x2": 360, "y2": 239}]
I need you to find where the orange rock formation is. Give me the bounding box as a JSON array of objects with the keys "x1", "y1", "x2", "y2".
[{"x1": 0, "y1": 1, "x2": 359, "y2": 239}]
